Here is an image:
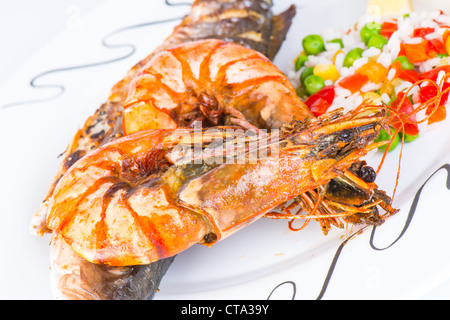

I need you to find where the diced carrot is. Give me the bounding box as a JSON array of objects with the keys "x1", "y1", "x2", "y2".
[
  {"x1": 380, "y1": 21, "x2": 398, "y2": 39},
  {"x1": 338, "y1": 73, "x2": 369, "y2": 93},
  {"x1": 402, "y1": 40, "x2": 437, "y2": 63},
  {"x1": 426, "y1": 103, "x2": 447, "y2": 124}
]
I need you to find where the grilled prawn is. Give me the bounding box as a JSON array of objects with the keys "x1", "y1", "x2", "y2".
[
  {"x1": 122, "y1": 38, "x2": 310, "y2": 135},
  {"x1": 121, "y1": 38, "x2": 397, "y2": 233},
  {"x1": 46, "y1": 107, "x2": 392, "y2": 267},
  {"x1": 33, "y1": 0, "x2": 296, "y2": 300}
]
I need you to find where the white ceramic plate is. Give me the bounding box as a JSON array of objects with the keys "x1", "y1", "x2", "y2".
[{"x1": 1, "y1": 0, "x2": 450, "y2": 300}]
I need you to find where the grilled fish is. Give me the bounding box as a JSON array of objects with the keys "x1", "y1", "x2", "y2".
[{"x1": 32, "y1": 0, "x2": 296, "y2": 300}]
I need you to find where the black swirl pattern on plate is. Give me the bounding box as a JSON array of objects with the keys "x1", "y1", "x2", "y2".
[
  {"x1": 268, "y1": 163, "x2": 450, "y2": 300},
  {"x1": 1, "y1": 1, "x2": 191, "y2": 109}
]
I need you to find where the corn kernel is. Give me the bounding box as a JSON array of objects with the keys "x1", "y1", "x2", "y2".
[
  {"x1": 391, "y1": 78, "x2": 403, "y2": 87},
  {"x1": 437, "y1": 56, "x2": 450, "y2": 67},
  {"x1": 446, "y1": 36, "x2": 450, "y2": 56},
  {"x1": 368, "y1": 54, "x2": 380, "y2": 62},
  {"x1": 332, "y1": 50, "x2": 343, "y2": 64},
  {"x1": 313, "y1": 64, "x2": 340, "y2": 82},
  {"x1": 356, "y1": 61, "x2": 388, "y2": 84},
  {"x1": 379, "y1": 80, "x2": 395, "y2": 97},
  {"x1": 363, "y1": 92, "x2": 382, "y2": 105}
]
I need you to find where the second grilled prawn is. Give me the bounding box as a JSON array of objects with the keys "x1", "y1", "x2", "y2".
[{"x1": 122, "y1": 39, "x2": 311, "y2": 135}]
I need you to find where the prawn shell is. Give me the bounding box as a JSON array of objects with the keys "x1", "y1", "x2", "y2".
[
  {"x1": 122, "y1": 39, "x2": 311, "y2": 134},
  {"x1": 177, "y1": 152, "x2": 318, "y2": 240},
  {"x1": 47, "y1": 130, "x2": 208, "y2": 266}
]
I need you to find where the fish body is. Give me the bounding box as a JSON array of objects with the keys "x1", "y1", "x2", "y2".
[{"x1": 32, "y1": 0, "x2": 296, "y2": 300}]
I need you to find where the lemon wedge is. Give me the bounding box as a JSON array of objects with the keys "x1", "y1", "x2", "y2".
[{"x1": 366, "y1": 0, "x2": 412, "y2": 16}]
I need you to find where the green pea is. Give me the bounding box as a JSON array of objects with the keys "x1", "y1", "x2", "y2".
[
  {"x1": 387, "y1": 95, "x2": 397, "y2": 106},
  {"x1": 300, "y1": 66, "x2": 314, "y2": 85},
  {"x1": 304, "y1": 75, "x2": 325, "y2": 95},
  {"x1": 296, "y1": 86, "x2": 308, "y2": 98},
  {"x1": 343, "y1": 48, "x2": 364, "y2": 68},
  {"x1": 295, "y1": 54, "x2": 308, "y2": 71},
  {"x1": 438, "y1": 53, "x2": 449, "y2": 58},
  {"x1": 360, "y1": 22, "x2": 382, "y2": 44},
  {"x1": 302, "y1": 34, "x2": 325, "y2": 55},
  {"x1": 400, "y1": 132, "x2": 419, "y2": 143},
  {"x1": 375, "y1": 129, "x2": 399, "y2": 152},
  {"x1": 367, "y1": 34, "x2": 388, "y2": 49},
  {"x1": 393, "y1": 55, "x2": 415, "y2": 70},
  {"x1": 328, "y1": 38, "x2": 344, "y2": 49}
]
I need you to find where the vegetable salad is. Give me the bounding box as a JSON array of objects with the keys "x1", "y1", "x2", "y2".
[{"x1": 289, "y1": 10, "x2": 450, "y2": 152}]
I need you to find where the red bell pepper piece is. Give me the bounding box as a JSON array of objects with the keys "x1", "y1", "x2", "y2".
[
  {"x1": 413, "y1": 27, "x2": 435, "y2": 38},
  {"x1": 439, "y1": 82, "x2": 449, "y2": 105},
  {"x1": 419, "y1": 83, "x2": 450, "y2": 104},
  {"x1": 304, "y1": 85, "x2": 335, "y2": 116},
  {"x1": 390, "y1": 92, "x2": 419, "y2": 135},
  {"x1": 428, "y1": 39, "x2": 447, "y2": 55},
  {"x1": 419, "y1": 66, "x2": 450, "y2": 81},
  {"x1": 420, "y1": 83, "x2": 450, "y2": 124},
  {"x1": 397, "y1": 69, "x2": 420, "y2": 84},
  {"x1": 419, "y1": 84, "x2": 438, "y2": 103}
]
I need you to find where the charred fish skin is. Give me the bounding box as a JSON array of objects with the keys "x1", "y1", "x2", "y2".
[
  {"x1": 162, "y1": 0, "x2": 296, "y2": 60},
  {"x1": 82, "y1": 257, "x2": 176, "y2": 300},
  {"x1": 33, "y1": 0, "x2": 296, "y2": 300},
  {"x1": 50, "y1": 233, "x2": 175, "y2": 300},
  {"x1": 31, "y1": 0, "x2": 296, "y2": 236}
]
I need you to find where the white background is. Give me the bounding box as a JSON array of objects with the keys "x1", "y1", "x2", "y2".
[{"x1": 0, "y1": 0, "x2": 103, "y2": 88}]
